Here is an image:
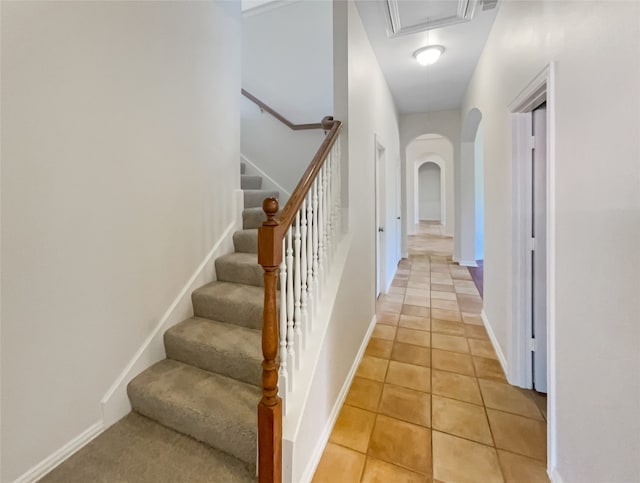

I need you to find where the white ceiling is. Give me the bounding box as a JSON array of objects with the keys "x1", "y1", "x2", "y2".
[{"x1": 355, "y1": 0, "x2": 499, "y2": 113}]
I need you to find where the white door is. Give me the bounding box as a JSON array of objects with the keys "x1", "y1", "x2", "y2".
[
  {"x1": 532, "y1": 104, "x2": 547, "y2": 392},
  {"x1": 375, "y1": 142, "x2": 386, "y2": 297}
]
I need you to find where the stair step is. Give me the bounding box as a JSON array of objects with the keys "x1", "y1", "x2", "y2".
[
  {"x1": 242, "y1": 207, "x2": 266, "y2": 230},
  {"x1": 39, "y1": 412, "x2": 255, "y2": 482},
  {"x1": 241, "y1": 175, "x2": 262, "y2": 190},
  {"x1": 244, "y1": 189, "x2": 278, "y2": 209},
  {"x1": 165, "y1": 317, "x2": 261, "y2": 387},
  {"x1": 192, "y1": 281, "x2": 264, "y2": 329},
  {"x1": 240, "y1": 162, "x2": 246, "y2": 175},
  {"x1": 242, "y1": 207, "x2": 282, "y2": 230},
  {"x1": 233, "y1": 229, "x2": 258, "y2": 254},
  {"x1": 127, "y1": 359, "x2": 259, "y2": 467},
  {"x1": 216, "y1": 252, "x2": 263, "y2": 287}
]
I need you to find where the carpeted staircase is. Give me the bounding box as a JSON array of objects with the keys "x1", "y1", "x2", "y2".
[{"x1": 41, "y1": 163, "x2": 278, "y2": 482}]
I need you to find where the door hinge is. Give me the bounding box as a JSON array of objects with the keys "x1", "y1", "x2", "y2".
[
  {"x1": 529, "y1": 338, "x2": 537, "y2": 352},
  {"x1": 528, "y1": 237, "x2": 536, "y2": 251},
  {"x1": 529, "y1": 135, "x2": 536, "y2": 151}
]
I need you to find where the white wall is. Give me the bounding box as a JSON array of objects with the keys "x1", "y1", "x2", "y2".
[
  {"x1": 0, "y1": 2, "x2": 241, "y2": 481},
  {"x1": 462, "y1": 1, "x2": 640, "y2": 481},
  {"x1": 405, "y1": 136, "x2": 454, "y2": 235},
  {"x1": 418, "y1": 163, "x2": 441, "y2": 221},
  {"x1": 241, "y1": 1, "x2": 333, "y2": 193},
  {"x1": 399, "y1": 111, "x2": 460, "y2": 257},
  {"x1": 287, "y1": 2, "x2": 401, "y2": 481}
]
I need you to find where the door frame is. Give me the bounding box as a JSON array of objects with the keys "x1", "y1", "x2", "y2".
[
  {"x1": 374, "y1": 135, "x2": 386, "y2": 297},
  {"x1": 509, "y1": 63, "x2": 556, "y2": 470}
]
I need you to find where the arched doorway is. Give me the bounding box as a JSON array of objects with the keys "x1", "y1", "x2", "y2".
[
  {"x1": 416, "y1": 159, "x2": 444, "y2": 223},
  {"x1": 405, "y1": 134, "x2": 454, "y2": 237}
]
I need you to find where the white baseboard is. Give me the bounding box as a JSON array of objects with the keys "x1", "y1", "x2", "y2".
[
  {"x1": 13, "y1": 421, "x2": 104, "y2": 483},
  {"x1": 101, "y1": 190, "x2": 244, "y2": 427},
  {"x1": 241, "y1": 154, "x2": 291, "y2": 201},
  {"x1": 458, "y1": 259, "x2": 478, "y2": 267},
  {"x1": 548, "y1": 467, "x2": 565, "y2": 483},
  {"x1": 298, "y1": 314, "x2": 378, "y2": 483},
  {"x1": 481, "y1": 310, "x2": 509, "y2": 377}
]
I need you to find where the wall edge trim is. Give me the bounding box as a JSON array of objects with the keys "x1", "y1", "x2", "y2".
[
  {"x1": 241, "y1": 154, "x2": 292, "y2": 199},
  {"x1": 12, "y1": 421, "x2": 105, "y2": 483},
  {"x1": 481, "y1": 309, "x2": 509, "y2": 377}
]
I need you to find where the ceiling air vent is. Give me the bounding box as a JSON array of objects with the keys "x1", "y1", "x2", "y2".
[{"x1": 383, "y1": 0, "x2": 480, "y2": 38}]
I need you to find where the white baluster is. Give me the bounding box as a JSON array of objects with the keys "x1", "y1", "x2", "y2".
[
  {"x1": 300, "y1": 200, "x2": 309, "y2": 347},
  {"x1": 321, "y1": 163, "x2": 328, "y2": 279},
  {"x1": 332, "y1": 143, "x2": 339, "y2": 243},
  {"x1": 336, "y1": 137, "x2": 342, "y2": 235},
  {"x1": 286, "y1": 226, "x2": 295, "y2": 380},
  {"x1": 278, "y1": 240, "x2": 289, "y2": 397},
  {"x1": 306, "y1": 193, "x2": 314, "y2": 330},
  {"x1": 317, "y1": 166, "x2": 325, "y2": 289},
  {"x1": 312, "y1": 178, "x2": 320, "y2": 309},
  {"x1": 293, "y1": 211, "x2": 302, "y2": 367},
  {"x1": 325, "y1": 155, "x2": 333, "y2": 265}
]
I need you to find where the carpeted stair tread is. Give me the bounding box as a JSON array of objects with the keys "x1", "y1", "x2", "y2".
[
  {"x1": 242, "y1": 207, "x2": 282, "y2": 230},
  {"x1": 127, "y1": 359, "x2": 259, "y2": 466},
  {"x1": 215, "y1": 252, "x2": 263, "y2": 287},
  {"x1": 243, "y1": 189, "x2": 279, "y2": 209},
  {"x1": 233, "y1": 229, "x2": 258, "y2": 254},
  {"x1": 241, "y1": 175, "x2": 262, "y2": 190},
  {"x1": 39, "y1": 412, "x2": 255, "y2": 483},
  {"x1": 192, "y1": 281, "x2": 264, "y2": 329},
  {"x1": 165, "y1": 317, "x2": 261, "y2": 387}
]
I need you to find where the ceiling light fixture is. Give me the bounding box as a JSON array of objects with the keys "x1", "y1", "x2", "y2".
[{"x1": 414, "y1": 45, "x2": 444, "y2": 66}]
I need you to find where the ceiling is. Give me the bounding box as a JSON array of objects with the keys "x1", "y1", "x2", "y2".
[{"x1": 355, "y1": 0, "x2": 499, "y2": 113}]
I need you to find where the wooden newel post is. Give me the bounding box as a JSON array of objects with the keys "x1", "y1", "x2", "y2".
[{"x1": 257, "y1": 197, "x2": 283, "y2": 483}]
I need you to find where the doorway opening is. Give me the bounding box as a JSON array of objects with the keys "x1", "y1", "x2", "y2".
[
  {"x1": 417, "y1": 161, "x2": 443, "y2": 223},
  {"x1": 405, "y1": 134, "x2": 453, "y2": 239},
  {"x1": 510, "y1": 63, "x2": 556, "y2": 468}
]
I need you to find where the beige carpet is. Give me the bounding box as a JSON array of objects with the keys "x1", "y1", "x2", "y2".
[{"x1": 40, "y1": 413, "x2": 255, "y2": 483}]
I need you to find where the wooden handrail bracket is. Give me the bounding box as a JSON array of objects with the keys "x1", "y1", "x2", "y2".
[{"x1": 242, "y1": 88, "x2": 324, "y2": 131}]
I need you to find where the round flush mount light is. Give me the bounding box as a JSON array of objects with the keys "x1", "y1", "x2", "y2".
[{"x1": 414, "y1": 45, "x2": 444, "y2": 66}]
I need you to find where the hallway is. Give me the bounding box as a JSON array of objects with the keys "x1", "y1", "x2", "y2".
[{"x1": 312, "y1": 223, "x2": 548, "y2": 482}]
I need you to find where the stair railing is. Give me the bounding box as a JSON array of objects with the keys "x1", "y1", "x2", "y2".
[
  {"x1": 242, "y1": 88, "x2": 325, "y2": 131},
  {"x1": 257, "y1": 116, "x2": 343, "y2": 483}
]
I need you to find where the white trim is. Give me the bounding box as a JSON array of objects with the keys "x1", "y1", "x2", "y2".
[
  {"x1": 298, "y1": 313, "x2": 378, "y2": 483},
  {"x1": 100, "y1": 190, "x2": 244, "y2": 426},
  {"x1": 13, "y1": 421, "x2": 105, "y2": 483},
  {"x1": 509, "y1": 62, "x2": 557, "y2": 469},
  {"x1": 242, "y1": 0, "x2": 302, "y2": 17},
  {"x1": 457, "y1": 259, "x2": 478, "y2": 267},
  {"x1": 481, "y1": 310, "x2": 508, "y2": 377},
  {"x1": 548, "y1": 467, "x2": 566, "y2": 483},
  {"x1": 241, "y1": 153, "x2": 292, "y2": 200},
  {"x1": 509, "y1": 110, "x2": 533, "y2": 388}
]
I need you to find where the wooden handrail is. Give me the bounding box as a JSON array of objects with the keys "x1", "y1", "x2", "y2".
[
  {"x1": 275, "y1": 119, "x2": 341, "y2": 237},
  {"x1": 256, "y1": 118, "x2": 342, "y2": 483},
  {"x1": 242, "y1": 89, "x2": 324, "y2": 131}
]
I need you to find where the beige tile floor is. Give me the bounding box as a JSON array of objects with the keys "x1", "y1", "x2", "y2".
[{"x1": 312, "y1": 223, "x2": 549, "y2": 483}]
